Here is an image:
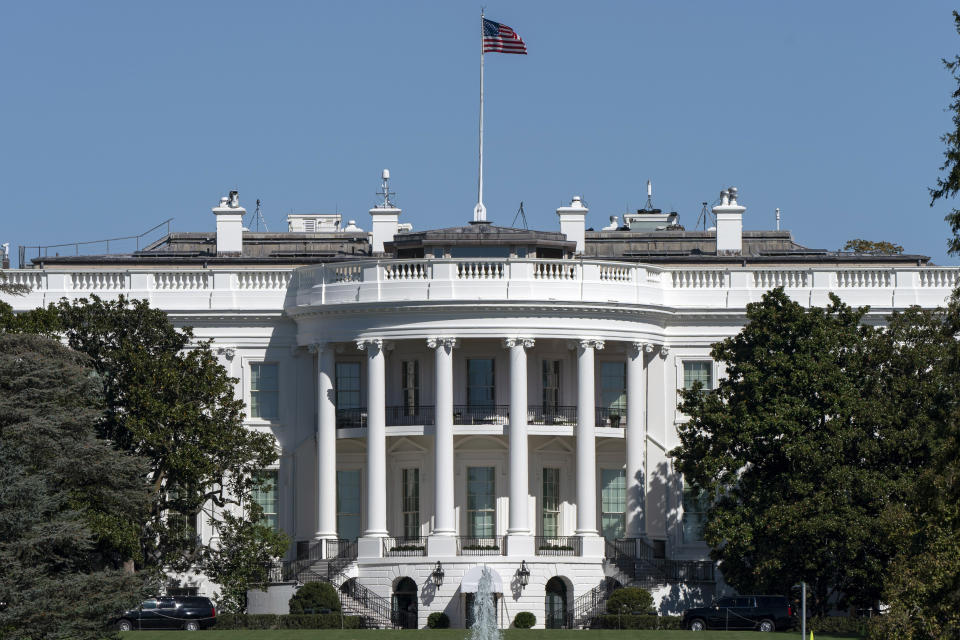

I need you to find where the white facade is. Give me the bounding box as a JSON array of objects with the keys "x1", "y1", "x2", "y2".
[{"x1": 4, "y1": 200, "x2": 957, "y2": 627}]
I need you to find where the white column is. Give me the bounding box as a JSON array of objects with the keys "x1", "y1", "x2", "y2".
[
  {"x1": 358, "y1": 338, "x2": 387, "y2": 537},
  {"x1": 626, "y1": 341, "x2": 651, "y2": 539},
  {"x1": 311, "y1": 343, "x2": 338, "y2": 542},
  {"x1": 428, "y1": 337, "x2": 458, "y2": 536},
  {"x1": 505, "y1": 338, "x2": 534, "y2": 535},
  {"x1": 575, "y1": 338, "x2": 603, "y2": 536}
]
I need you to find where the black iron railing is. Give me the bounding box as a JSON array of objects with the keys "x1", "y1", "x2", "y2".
[
  {"x1": 336, "y1": 408, "x2": 366, "y2": 429},
  {"x1": 383, "y1": 536, "x2": 427, "y2": 557},
  {"x1": 535, "y1": 536, "x2": 581, "y2": 556},
  {"x1": 453, "y1": 405, "x2": 510, "y2": 425},
  {"x1": 595, "y1": 407, "x2": 625, "y2": 428},
  {"x1": 569, "y1": 577, "x2": 619, "y2": 628},
  {"x1": 606, "y1": 537, "x2": 637, "y2": 577},
  {"x1": 385, "y1": 405, "x2": 435, "y2": 426},
  {"x1": 528, "y1": 405, "x2": 578, "y2": 425},
  {"x1": 326, "y1": 539, "x2": 358, "y2": 579},
  {"x1": 457, "y1": 536, "x2": 504, "y2": 555}
]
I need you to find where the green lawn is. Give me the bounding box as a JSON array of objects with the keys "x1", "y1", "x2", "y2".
[{"x1": 121, "y1": 630, "x2": 861, "y2": 639}]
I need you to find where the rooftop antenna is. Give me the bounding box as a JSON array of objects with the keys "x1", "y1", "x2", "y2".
[
  {"x1": 775, "y1": 207, "x2": 781, "y2": 231},
  {"x1": 696, "y1": 201, "x2": 713, "y2": 230},
  {"x1": 246, "y1": 198, "x2": 269, "y2": 232},
  {"x1": 376, "y1": 169, "x2": 395, "y2": 207},
  {"x1": 645, "y1": 180, "x2": 654, "y2": 210},
  {"x1": 511, "y1": 201, "x2": 528, "y2": 229}
]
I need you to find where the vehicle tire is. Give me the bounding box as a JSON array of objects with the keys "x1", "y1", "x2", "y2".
[
  {"x1": 690, "y1": 618, "x2": 706, "y2": 631},
  {"x1": 117, "y1": 619, "x2": 133, "y2": 631},
  {"x1": 184, "y1": 621, "x2": 200, "y2": 631},
  {"x1": 758, "y1": 618, "x2": 775, "y2": 632}
]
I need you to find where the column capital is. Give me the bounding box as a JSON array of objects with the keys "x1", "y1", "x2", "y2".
[
  {"x1": 503, "y1": 337, "x2": 535, "y2": 349},
  {"x1": 569, "y1": 338, "x2": 605, "y2": 351},
  {"x1": 427, "y1": 337, "x2": 459, "y2": 350},
  {"x1": 356, "y1": 338, "x2": 384, "y2": 352},
  {"x1": 306, "y1": 342, "x2": 326, "y2": 355},
  {"x1": 659, "y1": 344, "x2": 670, "y2": 358},
  {"x1": 628, "y1": 341, "x2": 655, "y2": 357},
  {"x1": 216, "y1": 346, "x2": 236, "y2": 361}
]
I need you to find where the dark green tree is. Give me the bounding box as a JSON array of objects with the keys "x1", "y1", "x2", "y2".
[
  {"x1": 0, "y1": 333, "x2": 149, "y2": 639},
  {"x1": 841, "y1": 238, "x2": 904, "y2": 255},
  {"x1": 288, "y1": 581, "x2": 341, "y2": 614},
  {"x1": 0, "y1": 295, "x2": 287, "y2": 594},
  {"x1": 670, "y1": 288, "x2": 917, "y2": 615},
  {"x1": 931, "y1": 10, "x2": 960, "y2": 255}
]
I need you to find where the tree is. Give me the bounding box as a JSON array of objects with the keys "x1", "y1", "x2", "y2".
[
  {"x1": 0, "y1": 295, "x2": 287, "y2": 590},
  {"x1": 0, "y1": 333, "x2": 149, "y2": 639},
  {"x1": 606, "y1": 587, "x2": 654, "y2": 614},
  {"x1": 670, "y1": 288, "x2": 916, "y2": 615},
  {"x1": 841, "y1": 238, "x2": 904, "y2": 255},
  {"x1": 288, "y1": 581, "x2": 341, "y2": 615},
  {"x1": 931, "y1": 11, "x2": 960, "y2": 256}
]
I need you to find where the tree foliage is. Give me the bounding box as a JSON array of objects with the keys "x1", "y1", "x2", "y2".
[
  {"x1": 670, "y1": 288, "x2": 937, "y2": 614},
  {"x1": 0, "y1": 333, "x2": 149, "y2": 639},
  {"x1": 931, "y1": 10, "x2": 960, "y2": 256},
  {"x1": 841, "y1": 238, "x2": 904, "y2": 255},
  {"x1": 606, "y1": 587, "x2": 654, "y2": 614},
  {"x1": 0, "y1": 295, "x2": 286, "y2": 589},
  {"x1": 288, "y1": 582, "x2": 341, "y2": 615}
]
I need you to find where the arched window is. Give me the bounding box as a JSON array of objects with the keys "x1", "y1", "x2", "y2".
[
  {"x1": 544, "y1": 577, "x2": 568, "y2": 629},
  {"x1": 392, "y1": 577, "x2": 418, "y2": 629}
]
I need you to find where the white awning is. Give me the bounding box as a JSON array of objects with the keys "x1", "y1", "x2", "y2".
[{"x1": 460, "y1": 565, "x2": 504, "y2": 594}]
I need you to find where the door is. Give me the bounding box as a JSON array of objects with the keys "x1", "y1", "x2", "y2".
[
  {"x1": 156, "y1": 597, "x2": 180, "y2": 629},
  {"x1": 544, "y1": 577, "x2": 568, "y2": 629},
  {"x1": 138, "y1": 599, "x2": 160, "y2": 629},
  {"x1": 729, "y1": 596, "x2": 757, "y2": 629},
  {"x1": 708, "y1": 597, "x2": 734, "y2": 629},
  {"x1": 391, "y1": 577, "x2": 418, "y2": 629}
]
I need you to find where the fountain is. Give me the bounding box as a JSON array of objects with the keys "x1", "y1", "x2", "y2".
[{"x1": 468, "y1": 566, "x2": 501, "y2": 640}]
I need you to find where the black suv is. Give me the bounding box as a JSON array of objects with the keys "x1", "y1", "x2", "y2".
[
  {"x1": 115, "y1": 596, "x2": 217, "y2": 631},
  {"x1": 682, "y1": 595, "x2": 793, "y2": 632}
]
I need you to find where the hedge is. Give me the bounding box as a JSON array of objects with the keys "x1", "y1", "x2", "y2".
[
  {"x1": 215, "y1": 614, "x2": 364, "y2": 629},
  {"x1": 808, "y1": 616, "x2": 879, "y2": 635},
  {"x1": 513, "y1": 611, "x2": 536, "y2": 628},
  {"x1": 590, "y1": 614, "x2": 683, "y2": 629},
  {"x1": 427, "y1": 612, "x2": 450, "y2": 629}
]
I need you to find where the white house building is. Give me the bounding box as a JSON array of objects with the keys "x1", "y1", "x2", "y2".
[{"x1": 3, "y1": 181, "x2": 957, "y2": 628}]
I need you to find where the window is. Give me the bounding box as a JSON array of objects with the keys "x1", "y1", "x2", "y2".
[
  {"x1": 600, "y1": 468, "x2": 626, "y2": 541},
  {"x1": 683, "y1": 361, "x2": 713, "y2": 391},
  {"x1": 336, "y1": 362, "x2": 362, "y2": 409},
  {"x1": 682, "y1": 483, "x2": 710, "y2": 543},
  {"x1": 402, "y1": 468, "x2": 420, "y2": 539},
  {"x1": 401, "y1": 361, "x2": 420, "y2": 414},
  {"x1": 466, "y1": 466, "x2": 496, "y2": 537},
  {"x1": 250, "y1": 363, "x2": 278, "y2": 420},
  {"x1": 542, "y1": 360, "x2": 561, "y2": 410},
  {"x1": 166, "y1": 486, "x2": 198, "y2": 544},
  {"x1": 252, "y1": 470, "x2": 279, "y2": 531},
  {"x1": 467, "y1": 359, "x2": 495, "y2": 408},
  {"x1": 542, "y1": 468, "x2": 560, "y2": 537},
  {"x1": 600, "y1": 361, "x2": 626, "y2": 413},
  {"x1": 337, "y1": 469, "x2": 362, "y2": 541}
]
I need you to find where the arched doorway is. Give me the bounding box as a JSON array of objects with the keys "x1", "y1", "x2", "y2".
[
  {"x1": 544, "y1": 577, "x2": 568, "y2": 629},
  {"x1": 392, "y1": 577, "x2": 418, "y2": 629}
]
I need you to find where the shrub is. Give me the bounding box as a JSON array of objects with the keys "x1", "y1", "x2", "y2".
[
  {"x1": 513, "y1": 611, "x2": 536, "y2": 628},
  {"x1": 427, "y1": 611, "x2": 450, "y2": 628},
  {"x1": 214, "y1": 613, "x2": 363, "y2": 629},
  {"x1": 288, "y1": 581, "x2": 341, "y2": 614},
  {"x1": 809, "y1": 615, "x2": 876, "y2": 635},
  {"x1": 605, "y1": 587, "x2": 654, "y2": 615},
  {"x1": 591, "y1": 614, "x2": 682, "y2": 630}
]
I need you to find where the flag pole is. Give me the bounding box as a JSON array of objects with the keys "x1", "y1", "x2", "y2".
[{"x1": 474, "y1": 8, "x2": 486, "y2": 223}]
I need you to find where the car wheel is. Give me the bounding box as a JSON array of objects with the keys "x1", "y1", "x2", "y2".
[
  {"x1": 117, "y1": 619, "x2": 133, "y2": 631},
  {"x1": 758, "y1": 618, "x2": 775, "y2": 632},
  {"x1": 185, "y1": 621, "x2": 200, "y2": 631},
  {"x1": 690, "y1": 618, "x2": 706, "y2": 631}
]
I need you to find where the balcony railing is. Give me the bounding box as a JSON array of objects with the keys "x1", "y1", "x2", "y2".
[
  {"x1": 596, "y1": 407, "x2": 625, "y2": 428},
  {"x1": 457, "y1": 536, "x2": 504, "y2": 556},
  {"x1": 336, "y1": 408, "x2": 366, "y2": 429},
  {"x1": 528, "y1": 405, "x2": 578, "y2": 426},
  {"x1": 453, "y1": 405, "x2": 510, "y2": 425},
  {"x1": 385, "y1": 405, "x2": 435, "y2": 426},
  {"x1": 382, "y1": 536, "x2": 427, "y2": 557},
  {"x1": 535, "y1": 536, "x2": 581, "y2": 556}
]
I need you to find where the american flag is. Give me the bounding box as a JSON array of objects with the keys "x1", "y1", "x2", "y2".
[{"x1": 482, "y1": 18, "x2": 527, "y2": 55}]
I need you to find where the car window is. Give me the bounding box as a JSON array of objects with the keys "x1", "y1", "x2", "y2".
[
  {"x1": 716, "y1": 598, "x2": 734, "y2": 608},
  {"x1": 158, "y1": 598, "x2": 177, "y2": 609},
  {"x1": 734, "y1": 597, "x2": 753, "y2": 607},
  {"x1": 141, "y1": 599, "x2": 158, "y2": 610}
]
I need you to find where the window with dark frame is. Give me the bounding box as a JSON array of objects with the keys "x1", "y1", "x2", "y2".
[
  {"x1": 401, "y1": 360, "x2": 420, "y2": 415},
  {"x1": 402, "y1": 468, "x2": 420, "y2": 539},
  {"x1": 467, "y1": 359, "x2": 495, "y2": 408},
  {"x1": 250, "y1": 362, "x2": 279, "y2": 420},
  {"x1": 542, "y1": 468, "x2": 560, "y2": 537},
  {"x1": 466, "y1": 466, "x2": 496, "y2": 537},
  {"x1": 542, "y1": 360, "x2": 561, "y2": 411},
  {"x1": 336, "y1": 362, "x2": 362, "y2": 409}
]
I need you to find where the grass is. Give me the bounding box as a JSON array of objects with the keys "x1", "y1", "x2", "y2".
[{"x1": 121, "y1": 630, "x2": 863, "y2": 639}]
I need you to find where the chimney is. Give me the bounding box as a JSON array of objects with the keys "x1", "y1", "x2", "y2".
[
  {"x1": 713, "y1": 186, "x2": 746, "y2": 254},
  {"x1": 1, "y1": 243, "x2": 9, "y2": 269},
  {"x1": 369, "y1": 169, "x2": 400, "y2": 254},
  {"x1": 557, "y1": 195, "x2": 588, "y2": 254},
  {"x1": 212, "y1": 190, "x2": 246, "y2": 254}
]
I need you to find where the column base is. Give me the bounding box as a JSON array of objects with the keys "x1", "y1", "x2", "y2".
[
  {"x1": 505, "y1": 533, "x2": 535, "y2": 557},
  {"x1": 357, "y1": 536, "x2": 385, "y2": 559},
  {"x1": 427, "y1": 535, "x2": 458, "y2": 557},
  {"x1": 577, "y1": 534, "x2": 605, "y2": 557}
]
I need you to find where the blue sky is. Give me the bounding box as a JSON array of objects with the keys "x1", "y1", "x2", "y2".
[{"x1": 3, "y1": 1, "x2": 959, "y2": 265}]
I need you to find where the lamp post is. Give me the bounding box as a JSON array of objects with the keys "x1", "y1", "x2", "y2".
[{"x1": 432, "y1": 561, "x2": 445, "y2": 588}]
